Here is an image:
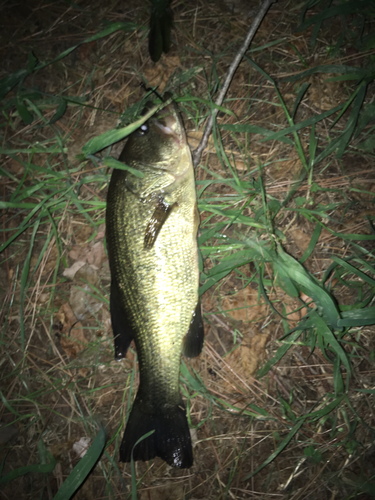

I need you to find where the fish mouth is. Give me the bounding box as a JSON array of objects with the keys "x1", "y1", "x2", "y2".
[{"x1": 154, "y1": 103, "x2": 186, "y2": 145}]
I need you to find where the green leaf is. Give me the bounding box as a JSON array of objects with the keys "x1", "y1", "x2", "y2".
[
  {"x1": 82, "y1": 101, "x2": 166, "y2": 156},
  {"x1": 49, "y1": 98, "x2": 68, "y2": 125},
  {"x1": 333, "y1": 354, "x2": 344, "y2": 395},
  {"x1": 0, "y1": 69, "x2": 29, "y2": 101},
  {"x1": 338, "y1": 307, "x2": 375, "y2": 328},
  {"x1": 16, "y1": 96, "x2": 33, "y2": 124},
  {"x1": 103, "y1": 157, "x2": 144, "y2": 178},
  {"x1": 304, "y1": 445, "x2": 322, "y2": 464}
]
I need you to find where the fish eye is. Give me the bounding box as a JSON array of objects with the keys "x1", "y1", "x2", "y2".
[{"x1": 135, "y1": 123, "x2": 149, "y2": 137}]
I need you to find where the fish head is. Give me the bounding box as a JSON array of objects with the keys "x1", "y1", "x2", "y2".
[{"x1": 120, "y1": 100, "x2": 191, "y2": 177}]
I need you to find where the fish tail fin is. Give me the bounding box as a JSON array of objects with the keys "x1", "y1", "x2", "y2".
[{"x1": 119, "y1": 395, "x2": 193, "y2": 468}]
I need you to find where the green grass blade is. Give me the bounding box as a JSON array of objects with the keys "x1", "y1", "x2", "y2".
[
  {"x1": 103, "y1": 158, "x2": 144, "y2": 178},
  {"x1": 53, "y1": 425, "x2": 106, "y2": 500},
  {"x1": 310, "y1": 311, "x2": 351, "y2": 381},
  {"x1": 331, "y1": 256, "x2": 375, "y2": 288},
  {"x1": 0, "y1": 459, "x2": 56, "y2": 485},
  {"x1": 257, "y1": 329, "x2": 303, "y2": 378},
  {"x1": 130, "y1": 430, "x2": 155, "y2": 500},
  {"x1": 275, "y1": 244, "x2": 340, "y2": 328},
  {"x1": 220, "y1": 123, "x2": 293, "y2": 145},
  {"x1": 259, "y1": 104, "x2": 344, "y2": 143},
  {"x1": 297, "y1": 0, "x2": 373, "y2": 32},
  {"x1": 299, "y1": 224, "x2": 321, "y2": 263},
  {"x1": 37, "y1": 22, "x2": 138, "y2": 73},
  {"x1": 292, "y1": 82, "x2": 310, "y2": 118},
  {"x1": 48, "y1": 98, "x2": 68, "y2": 125},
  {"x1": 82, "y1": 98, "x2": 173, "y2": 156},
  {"x1": 19, "y1": 218, "x2": 40, "y2": 351},
  {"x1": 16, "y1": 95, "x2": 33, "y2": 124},
  {"x1": 200, "y1": 249, "x2": 257, "y2": 295},
  {"x1": 243, "y1": 418, "x2": 305, "y2": 480},
  {"x1": 281, "y1": 65, "x2": 367, "y2": 84}
]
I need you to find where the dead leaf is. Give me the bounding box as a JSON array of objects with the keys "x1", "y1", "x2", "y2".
[
  {"x1": 63, "y1": 260, "x2": 86, "y2": 279},
  {"x1": 308, "y1": 73, "x2": 343, "y2": 111},
  {"x1": 289, "y1": 228, "x2": 311, "y2": 255},
  {"x1": 225, "y1": 333, "x2": 269, "y2": 380},
  {"x1": 9, "y1": 158, "x2": 23, "y2": 176},
  {"x1": 31, "y1": 243, "x2": 59, "y2": 276},
  {"x1": 101, "y1": 307, "x2": 112, "y2": 335},
  {"x1": 139, "y1": 482, "x2": 185, "y2": 500},
  {"x1": 49, "y1": 438, "x2": 77, "y2": 459},
  {"x1": 95, "y1": 224, "x2": 106, "y2": 240},
  {"x1": 78, "y1": 367, "x2": 89, "y2": 377},
  {"x1": 69, "y1": 264, "x2": 102, "y2": 319},
  {"x1": 55, "y1": 303, "x2": 88, "y2": 358},
  {"x1": 38, "y1": 292, "x2": 50, "y2": 304},
  {"x1": 74, "y1": 224, "x2": 93, "y2": 245},
  {"x1": 222, "y1": 287, "x2": 268, "y2": 323},
  {"x1": 69, "y1": 264, "x2": 103, "y2": 320},
  {"x1": 270, "y1": 288, "x2": 312, "y2": 324},
  {"x1": 269, "y1": 154, "x2": 303, "y2": 181},
  {"x1": 0, "y1": 422, "x2": 18, "y2": 445},
  {"x1": 70, "y1": 285, "x2": 102, "y2": 319},
  {"x1": 143, "y1": 56, "x2": 181, "y2": 93},
  {"x1": 78, "y1": 41, "x2": 97, "y2": 62},
  {"x1": 69, "y1": 245, "x2": 90, "y2": 262},
  {"x1": 87, "y1": 241, "x2": 106, "y2": 267},
  {"x1": 69, "y1": 241, "x2": 106, "y2": 269},
  {"x1": 187, "y1": 130, "x2": 215, "y2": 151},
  {"x1": 72, "y1": 437, "x2": 91, "y2": 458},
  {"x1": 233, "y1": 159, "x2": 246, "y2": 171}
]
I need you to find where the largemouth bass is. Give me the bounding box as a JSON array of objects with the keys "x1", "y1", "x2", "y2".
[{"x1": 106, "y1": 99, "x2": 204, "y2": 468}]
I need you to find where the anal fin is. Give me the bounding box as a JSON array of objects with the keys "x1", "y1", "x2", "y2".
[{"x1": 182, "y1": 300, "x2": 204, "y2": 358}]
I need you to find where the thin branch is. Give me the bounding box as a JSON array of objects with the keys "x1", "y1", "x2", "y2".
[{"x1": 192, "y1": 0, "x2": 278, "y2": 169}]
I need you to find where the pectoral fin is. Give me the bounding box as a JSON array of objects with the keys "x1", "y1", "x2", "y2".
[
  {"x1": 144, "y1": 198, "x2": 177, "y2": 250},
  {"x1": 182, "y1": 300, "x2": 204, "y2": 358}
]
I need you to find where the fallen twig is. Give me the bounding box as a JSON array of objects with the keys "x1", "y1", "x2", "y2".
[{"x1": 192, "y1": 0, "x2": 278, "y2": 168}]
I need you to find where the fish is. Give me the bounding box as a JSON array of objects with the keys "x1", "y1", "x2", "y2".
[{"x1": 106, "y1": 98, "x2": 204, "y2": 468}]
